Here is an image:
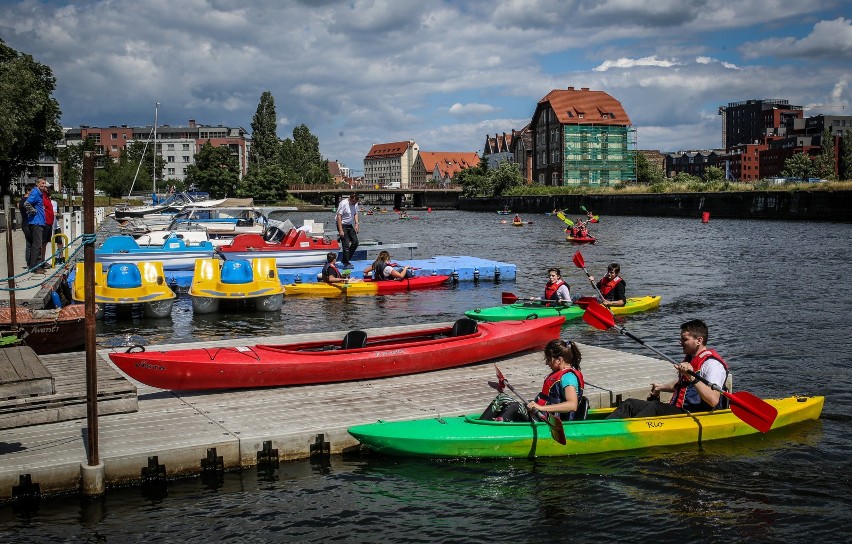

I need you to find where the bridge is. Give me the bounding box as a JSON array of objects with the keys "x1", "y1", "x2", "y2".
[{"x1": 286, "y1": 186, "x2": 462, "y2": 209}]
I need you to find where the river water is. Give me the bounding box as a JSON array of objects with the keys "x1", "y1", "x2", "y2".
[{"x1": 2, "y1": 210, "x2": 851, "y2": 542}]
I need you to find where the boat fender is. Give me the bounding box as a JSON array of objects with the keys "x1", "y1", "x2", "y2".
[
  {"x1": 51, "y1": 291, "x2": 63, "y2": 309},
  {"x1": 126, "y1": 345, "x2": 146, "y2": 353}
]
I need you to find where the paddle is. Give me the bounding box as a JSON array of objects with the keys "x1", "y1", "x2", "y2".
[
  {"x1": 580, "y1": 205, "x2": 600, "y2": 223},
  {"x1": 581, "y1": 301, "x2": 778, "y2": 433},
  {"x1": 571, "y1": 250, "x2": 606, "y2": 302},
  {"x1": 556, "y1": 211, "x2": 574, "y2": 227},
  {"x1": 501, "y1": 291, "x2": 570, "y2": 306},
  {"x1": 491, "y1": 365, "x2": 567, "y2": 445}
]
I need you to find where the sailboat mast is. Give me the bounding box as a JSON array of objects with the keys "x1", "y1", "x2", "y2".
[{"x1": 153, "y1": 102, "x2": 159, "y2": 198}]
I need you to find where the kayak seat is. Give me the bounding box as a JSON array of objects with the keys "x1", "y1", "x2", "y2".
[
  {"x1": 341, "y1": 330, "x2": 368, "y2": 350},
  {"x1": 264, "y1": 226, "x2": 286, "y2": 243},
  {"x1": 106, "y1": 263, "x2": 142, "y2": 289},
  {"x1": 450, "y1": 318, "x2": 478, "y2": 337},
  {"x1": 572, "y1": 396, "x2": 589, "y2": 421},
  {"x1": 221, "y1": 260, "x2": 254, "y2": 284}
]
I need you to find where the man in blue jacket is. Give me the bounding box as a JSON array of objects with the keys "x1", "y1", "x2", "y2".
[{"x1": 23, "y1": 178, "x2": 48, "y2": 274}]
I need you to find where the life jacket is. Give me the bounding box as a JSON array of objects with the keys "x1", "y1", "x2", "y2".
[
  {"x1": 322, "y1": 262, "x2": 341, "y2": 281},
  {"x1": 372, "y1": 260, "x2": 390, "y2": 281},
  {"x1": 599, "y1": 276, "x2": 622, "y2": 296},
  {"x1": 535, "y1": 367, "x2": 585, "y2": 420},
  {"x1": 669, "y1": 348, "x2": 730, "y2": 410},
  {"x1": 544, "y1": 279, "x2": 566, "y2": 301}
]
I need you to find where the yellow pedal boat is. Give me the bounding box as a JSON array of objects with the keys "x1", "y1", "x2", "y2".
[
  {"x1": 188, "y1": 258, "x2": 284, "y2": 314},
  {"x1": 73, "y1": 261, "x2": 176, "y2": 319}
]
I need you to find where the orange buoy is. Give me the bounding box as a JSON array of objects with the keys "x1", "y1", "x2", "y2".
[{"x1": 702, "y1": 212, "x2": 710, "y2": 223}]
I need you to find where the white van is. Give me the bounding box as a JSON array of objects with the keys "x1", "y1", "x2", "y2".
[{"x1": 384, "y1": 182, "x2": 401, "y2": 189}]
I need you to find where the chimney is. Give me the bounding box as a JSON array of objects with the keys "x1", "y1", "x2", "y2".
[
  {"x1": 188, "y1": 119, "x2": 196, "y2": 128},
  {"x1": 581, "y1": 87, "x2": 590, "y2": 91},
  {"x1": 567, "y1": 86, "x2": 574, "y2": 91}
]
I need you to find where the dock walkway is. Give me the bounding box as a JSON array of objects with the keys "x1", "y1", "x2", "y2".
[{"x1": 0, "y1": 324, "x2": 671, "y2": 501}]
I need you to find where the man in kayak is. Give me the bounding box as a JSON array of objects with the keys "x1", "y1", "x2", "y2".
[
  {"x1": 336, "y1": 193, "x2": 361, "y2": 267},
  {"x1": 589, "y1": 263, "x2": 626, "y2": 307},
  {"x1": 480, "y1": 339, "x2": 584, "y2": 422},
  {"x1": 321, "y1": 252, "x2": 347, "y2": 284},
  {"x1": 605, "y1": 319, "x2": 730, "y2": 419},
  {"x1": 544, "y1": 268, "x2": 572, "y2": 304}
]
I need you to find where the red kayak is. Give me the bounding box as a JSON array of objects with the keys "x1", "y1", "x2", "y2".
[
  {"x1": 108, "y1": 316, "x2": 565, "y2": 390},
  {"x1": 566, "y1": 235, "x2": 597, "y2": 244}
]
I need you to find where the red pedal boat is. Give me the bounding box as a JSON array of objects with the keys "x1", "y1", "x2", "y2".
[
  {"x1": 108, "y1": 316, "x2": 565, "y2": 390},
  {"x1": 217, "y1": 231, "x2": 340, "y2": 268}
]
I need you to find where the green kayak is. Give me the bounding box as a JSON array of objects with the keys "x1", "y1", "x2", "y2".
[
  {"x1": 465, "y1": 296, "x2": 661, "y2": 322},
  {"x1": 348, "y1": 396, "x2": 824, "y2": 459}
]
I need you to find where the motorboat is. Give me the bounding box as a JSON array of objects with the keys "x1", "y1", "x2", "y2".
[{"x1": 96, "y1": 234, "x2": 215, "y2": 271}]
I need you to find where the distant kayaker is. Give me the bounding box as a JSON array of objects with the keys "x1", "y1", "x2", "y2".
[
  {"x1": 363, "y1": 250, "x2": 410, "y2": 280},
  {"x1": 544, "y1": 268, "x2": 572, "y2": 304},
  {"x1": 321, "y1": 252, "x2": 347, "y2": 284},
  {"x1": 513, "y1": 214, "x2": 522, "y2": 223},
  {"x1": 336, "y1": 192, "x2": 361, "y2": 267},
  {"x1": 480, "y1": 339, "x2": 585, "y2": 422},
  {"x1": 605, "y1": 319, "x2": 730, "y2": 419},
  {"x1": 589, "y1": 263, "x2": 626, "y2": 307}
]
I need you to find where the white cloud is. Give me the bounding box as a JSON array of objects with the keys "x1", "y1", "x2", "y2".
[
  {"x1": 448, "y1": 103, "x2": 497, "y2": 115},
  {"x1": 741, "y1": 17, "x2": 852, "y2": 60},
  {"x1": 594, "y1": 56, "x2": 680, "y2": 71}
]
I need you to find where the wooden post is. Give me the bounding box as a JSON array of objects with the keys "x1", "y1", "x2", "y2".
[{"x1": 83, "y1": 151, "x2": 99, "y2": 466}]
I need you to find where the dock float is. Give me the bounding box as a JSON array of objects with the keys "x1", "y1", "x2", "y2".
[{"x1": 0, "y1": 324, "x2": 670, "y2": 502}]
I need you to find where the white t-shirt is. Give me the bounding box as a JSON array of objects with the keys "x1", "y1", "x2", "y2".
[
  {"x1": 684, "y1": 358, "x2": 727, "y2": 405},
  {"x1": 336, "y1": 199, "x2": 359, "y2": 225}
]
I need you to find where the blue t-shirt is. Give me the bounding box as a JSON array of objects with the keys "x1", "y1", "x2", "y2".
[
  {"x1": 560, "y1": 372, "x2": 580, "y2": 394},
  {"x1": 25, "y1": 188, "x2": 47, "y2": 226}
]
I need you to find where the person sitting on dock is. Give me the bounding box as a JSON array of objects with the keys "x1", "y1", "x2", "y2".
[
  {"x1": 605, "y1": 319, "x2": 730, "y2": 420},
  {"x1": 321, "y1": 252, "x2": 347, "y2": 284},
  {"x1": 480, "y1": 339, "x2": 584, "y2": 422},
  {"x1": 544, "y1": 268, "x2": 572, "y2": 304},
  {"x1": 363, "y1": 250, "x2": 410, "y2": 281},
  {"x1": 589, "y1": 263, "x2": 626, "y2": 307}
]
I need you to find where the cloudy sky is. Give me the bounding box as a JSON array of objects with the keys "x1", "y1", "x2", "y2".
[{"x1": 2, "y1": 0, "x2": 850, "y2": 174}]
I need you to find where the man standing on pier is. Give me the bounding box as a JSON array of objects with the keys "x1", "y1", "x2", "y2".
[
  {"x1": 23, "y1": 178, "x2": 48, "y2": 274},
  {"x1": 336, "y1": 193, "x2": 361, "y2": 268}
]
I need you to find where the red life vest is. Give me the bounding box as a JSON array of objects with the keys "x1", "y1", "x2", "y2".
[
  {"x1": 544, "y1": 279, "x2": 566, "y2": 301},
  {"x1": 599, "y1": 276, "x2": 622, "y2": 296},
  {"x1": 535, "y1": 367, "x2": 585, "y2": 407},
  {"x1": 669, "y1": 348, "x2": 729, "y2": 409}
]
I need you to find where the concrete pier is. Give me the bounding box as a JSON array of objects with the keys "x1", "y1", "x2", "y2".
[{"x1": 0, "y1": 323, "x2": 671, "y2": 501}]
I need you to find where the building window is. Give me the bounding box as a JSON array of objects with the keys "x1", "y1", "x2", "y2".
[
  {"x1": 182, "y1": 144, "x2": 190, "y2": 150},
  {"x1": 111, "y1": 133, "x2": 117, "y2": 140},
  {"x1": 183, "y1": 156, "x2": 190, "y2": 163},
  {"x1": 167, "y1": 144, "x2": 175, "y2": 150},
  {"x1": 167, "y1": 156, "x2": 175, "y2": 162},
  {"x1": 167, "y1": 168, "x2": 175, "y2": 175}
]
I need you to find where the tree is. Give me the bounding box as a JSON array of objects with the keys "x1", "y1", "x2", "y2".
[
  {"x1": 237, "y1": 163, "x2": 290, "y2": 202},
  {"x1": 782, "y1": 152, "x2": 814, "y2": 180},
  {"x1": 250, "y1": 91, "x2": 280, "y2": 166},
  {"x1": 124, "y1": 139, "x2": 162, "y2": 193},
  {"x1": 636, "y1": 152, "x2": 664, "y2": 184},
  {"x1": 184, "y1": 142, "x2": 241, "y2": 198},
  {"x1": 281, "y1": 124, "x2": 330, "y2": 184},
  {"x1": 813, "y1": 126, "x2": 836, "y2": 180},
  {"x1": 489, "y1": 160, "x2": 523, "y2": 196},
  {"x1": 96, "y1": 154, "x2": 140, "y2": 197},
  {"x1": 0, "y1": 39, "x2": 62, "y2": 196},
  {"x1": 57, "y1": 139, "x2": 96, "y2": 194},
  {"x1": 455, "y1": 166, "x2": 489, "y2": 197},
  {"x1": 702, "y1": 166, "x2": 725, "y2": 183},
  {"x1": 839, "y1": 134, "x2": 852, "y2": 181}
]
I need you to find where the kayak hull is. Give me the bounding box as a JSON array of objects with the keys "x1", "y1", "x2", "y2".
[
  {"x1": 465, "y1": 296, "x2": 660, "y2": 322},
  {"x1": 348, "y1": 396, "x2": 824, "y2": 458},
  {"x1": 108, "y1": 316, "x2": 565, "y2": 390},
  {"x1": 566, "y1": 235, "x2": 597, "y2": 243},
  {"x1": 284, "y1": 275, "x2": 450, "y2": 297}
]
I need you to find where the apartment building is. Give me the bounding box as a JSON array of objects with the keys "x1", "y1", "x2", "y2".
[{"x1": 363, "y1": 140, "x2": 419, "y2": 189}]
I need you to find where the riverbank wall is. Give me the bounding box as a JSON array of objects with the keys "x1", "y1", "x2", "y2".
[{"x1": 460, "y1": 190, "x2": 852, "y2": 221}]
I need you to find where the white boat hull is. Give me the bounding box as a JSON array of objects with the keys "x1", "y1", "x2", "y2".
[
  {"x1": 96, "y1": 250, "x2": 214, "y2": 271},
  {"x1": 219, "y1": 249, "x2": 330, "y2": 268}
]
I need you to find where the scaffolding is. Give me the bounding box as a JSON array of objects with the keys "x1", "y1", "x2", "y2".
[{"x1": 562, "y1": 125, "x2": 636, "y2": 186}]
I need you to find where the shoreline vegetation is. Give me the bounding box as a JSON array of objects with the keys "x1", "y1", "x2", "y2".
[{"x1": 503, "y1": 179, "x2": 852, "y2": 196}]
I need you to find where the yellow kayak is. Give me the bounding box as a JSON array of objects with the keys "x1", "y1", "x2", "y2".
[{"x1": 611, "y1": 295, "x2": 662, "y2": 315}]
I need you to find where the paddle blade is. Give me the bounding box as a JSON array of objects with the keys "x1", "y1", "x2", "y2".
[
  {"x1": 494, "y1": 365, "x2": 507, "y2": 391},
  {"x1": 501, "y1": 292, "x2": 518, "y2": 304},
  {"x1": 580, "y1": 205, "x2": 588, "y2": 212},
  {"x1": 487, "y1": 380, "x2": 505, "y2": 393},
  {"x1": 574, "y1": 296, "x2": 598, "y2": 309},
  {"x1": 582, "y1": 301, "x2": 615, "y2": 330},
  {"x1": 727, "y1": 391, "x2": 779, "y2": 433},
  {"x1": 545, "y1": 413, "x2": 567, "y2": 445},
  {"x1": 572, "y1": 250, "x2": 585, "y2": 268}
]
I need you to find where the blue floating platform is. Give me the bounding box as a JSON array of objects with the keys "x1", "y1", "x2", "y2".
[{"x1": 153, "y1": 255, "x2": 515, "y2": 289}]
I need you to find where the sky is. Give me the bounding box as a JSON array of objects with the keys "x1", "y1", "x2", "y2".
[{"x1": 1, "y1": 0, "x2": 850, "y2": 174}]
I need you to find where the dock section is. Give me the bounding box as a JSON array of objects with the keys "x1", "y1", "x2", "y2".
[{"x1": 0, "y1": 324, "x2": 671, "y2": 501}]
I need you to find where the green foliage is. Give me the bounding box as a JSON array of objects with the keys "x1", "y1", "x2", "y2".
[
  {"x1": 813, "y1": 126, "x2": 836, "y2": 180},
  {"x1": 839, "y1": 135, "x2": 852, "y2": 181},
  {"x1": 125, "y1": 140, "x2": 163, "y2": 191},
  {"x1": 184, "y1": 142, "x2": 241, "y2": 198},
  {"x1": 702, "y1": 166, "x2": 725, "y2": 183},
  {"x1": 0, "y1": 39, "x2": 62, "y2": 195},
  {"x1": 238, "y1": 163, "x2": 288, "y2": 201},
  {"x1": 636, "y1": 153, "x2": 664, "y2": 184},
  {"x1": 96, "y1": 156, "x2": 141, "y2": 197},
  {"x1": 281, "y1": 124, "x2": 329, "y2": 184},
  {"x1": 455, "y1": 167, "x2": 489, "y2": 197},
  {"x1": 57, "y1": 140, "x2": 96, "y2": 193},
  {"x1": 489, "y1": 160, "x2": 524, "y2": 196},
  {"x1": 782, "y1": 152, "x2": 814, "y2": 179},
  {"x1": 250, "y1": 91, "x2": 280, "y2": 166}
]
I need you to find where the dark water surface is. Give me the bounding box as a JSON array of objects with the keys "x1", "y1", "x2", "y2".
[{"x1": 2, "y1": 210, "x2": 851, "y2": 542}]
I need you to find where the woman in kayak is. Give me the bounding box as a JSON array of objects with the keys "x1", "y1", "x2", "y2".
[
  {"x1": 589, "y1": 263, "x2": 626, "y2": 307},
  {"x1": 363, "y1": 250, "x2": 410, "y2": 280},
  {"x1": 480, "y1": 339, "x2": 584, "y2": 422},
  {"x1": 544, "y1": 268, "x2": 572, "y2": 304}
]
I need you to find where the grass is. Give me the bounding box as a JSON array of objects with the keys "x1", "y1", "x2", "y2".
[{"x1": 505, "y1": 179, "x2": 852, "y2": 196}]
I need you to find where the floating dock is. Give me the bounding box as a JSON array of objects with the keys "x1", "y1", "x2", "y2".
[{"x1": 0, "y1": 324, "x2": 671, "y2": 502}]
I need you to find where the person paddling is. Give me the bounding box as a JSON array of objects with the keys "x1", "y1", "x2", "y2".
[
  {"x1": 480, "y1": 339, "x2": 584, "y2": 422},
  {"x1": 363, "y1": 250, "x2": 410, "y2": 280},
  {"x1": 589, "y1": 263, "x2": 626, "y2": 307},
  {"x1": 544, "y1": 268, "x2": 571, "y2": 304},
  {"x1": 605, "y1": 319, "x2": 730, "y2": 419}
]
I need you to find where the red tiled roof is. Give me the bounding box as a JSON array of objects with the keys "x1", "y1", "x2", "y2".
[
  {"x1": 419, "y1": 152, "x2": 480, "y2": 179},
  {"x1": 539, "y1": 87, "x2": 631, "y2": 125},
  {"x1": 365, "y1": 141, "x2": 413, "y2": 159}
]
